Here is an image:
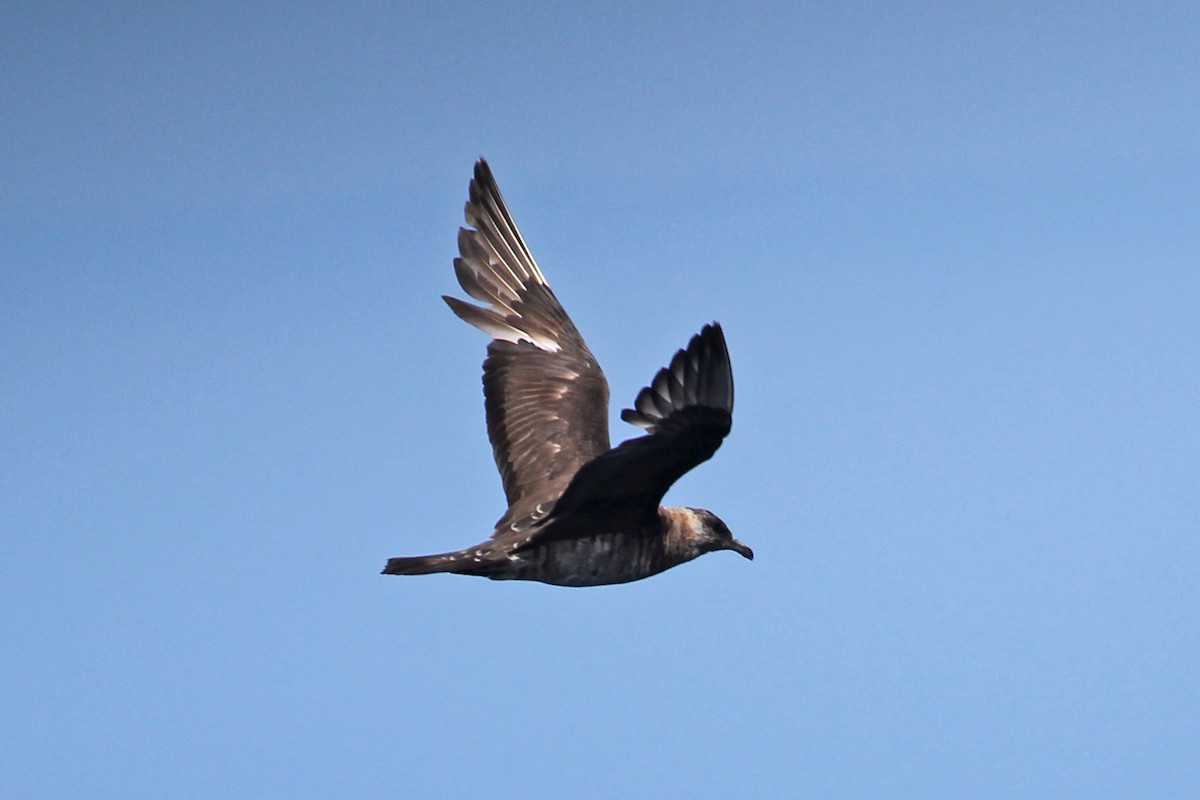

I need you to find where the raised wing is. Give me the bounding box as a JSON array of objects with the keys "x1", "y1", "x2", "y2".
[
  {"x1": 443, "y1": 160, "x2": 611, "y2": 529},
  {"x1": 533, "y1": 323, "x2": 734, "y2": 532}
]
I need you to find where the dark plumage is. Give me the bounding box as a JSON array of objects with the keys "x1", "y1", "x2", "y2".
[{"x1": 382, "y1": 160, "x2": 750, "y2": 586}]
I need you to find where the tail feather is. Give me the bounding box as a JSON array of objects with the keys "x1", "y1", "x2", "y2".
[{"x1": 381, "y1": 549, "x2": 492, "y2": 576}]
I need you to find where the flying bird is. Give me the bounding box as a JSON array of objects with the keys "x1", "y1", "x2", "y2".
[{"x1": 383, "y1": 160, "x2": 750, "y2": 586}]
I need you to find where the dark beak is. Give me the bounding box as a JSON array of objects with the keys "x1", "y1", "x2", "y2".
[{"x1": 728, "y1": 539, "x2": 754, "y2": 560}]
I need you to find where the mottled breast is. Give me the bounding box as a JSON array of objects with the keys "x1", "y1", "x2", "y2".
[{"x1": 499, "y1": 530, "x2": 679, "y2": 587}]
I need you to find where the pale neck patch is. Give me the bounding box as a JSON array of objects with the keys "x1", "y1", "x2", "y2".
[{"x1": 661, "y1": 506, "x2": 706, "y2": 556}]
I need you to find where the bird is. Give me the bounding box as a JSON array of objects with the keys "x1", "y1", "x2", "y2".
[{"x1": 382, "y1": 159, "x2": 751, "y2": 586}]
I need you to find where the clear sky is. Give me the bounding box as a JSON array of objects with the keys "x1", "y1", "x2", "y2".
[{"x1": 3, "y1": 2, "x2": 1197, "y2": 797}]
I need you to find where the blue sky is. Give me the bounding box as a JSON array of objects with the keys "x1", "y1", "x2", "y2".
[{"x1": 3, "y1": 2, "x2": 1197, "y2": 797}]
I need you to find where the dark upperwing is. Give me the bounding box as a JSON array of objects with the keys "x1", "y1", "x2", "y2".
[
  {"x1": 443, "y1": 160, "x2": 612, "y2": 530},
  {"x1": 522, "y1": 323, "x2": 734, "y2": 544}
]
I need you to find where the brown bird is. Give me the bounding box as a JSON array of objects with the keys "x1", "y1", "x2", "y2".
[{"x1": 382, "y1": 160, "x2": 750, "y2": 586}]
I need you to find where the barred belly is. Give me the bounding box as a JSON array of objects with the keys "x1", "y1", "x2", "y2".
[{"x1": 501, "y1": 532, "x2": 674, "y2": 587}]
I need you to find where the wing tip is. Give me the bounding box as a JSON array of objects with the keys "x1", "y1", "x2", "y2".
[{"x1": 621, "y1": 321, "x2": 734, "y2": 432}]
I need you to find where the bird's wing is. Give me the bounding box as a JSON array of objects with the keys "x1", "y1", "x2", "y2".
[
  {"x1": 444, "y1": 160, "x2": 611, "y2": 529},
  {"x1": 526, "y1": 323, "x2": 733, "y2": 541}
]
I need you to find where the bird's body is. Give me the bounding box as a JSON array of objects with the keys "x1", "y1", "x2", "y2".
[
  {"x1": 388, "y1": 507, "x2": 735, "y2": 587},
  {"x1": 383, "y1": 160, "x2": 750, "y2": 586}
]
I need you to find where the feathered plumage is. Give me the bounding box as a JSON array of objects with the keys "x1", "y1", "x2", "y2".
[{"x1": 383, "y1": 160, "x2": 749, "y2": 586}]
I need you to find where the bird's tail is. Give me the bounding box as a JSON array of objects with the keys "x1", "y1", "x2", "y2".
[{"x1": 381, "y1": 549, "x2": 490, "y2": 576}]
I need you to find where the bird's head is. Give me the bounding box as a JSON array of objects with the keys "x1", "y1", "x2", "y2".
[{"x1": 689, "y1": 508, "x2": 753, "y2": 560}]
